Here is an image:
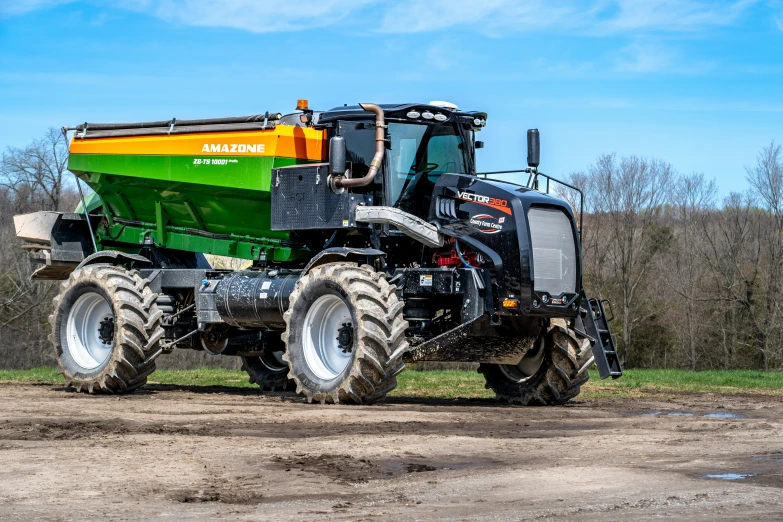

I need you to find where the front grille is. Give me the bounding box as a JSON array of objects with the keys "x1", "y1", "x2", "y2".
[{"x1": 527, "y1": 207, "x2": 577, "y2": 296}]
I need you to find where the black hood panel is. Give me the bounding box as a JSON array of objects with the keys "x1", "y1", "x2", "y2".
[{"x1": 430, "y1": 174, "x2": 582, "y2": 316}]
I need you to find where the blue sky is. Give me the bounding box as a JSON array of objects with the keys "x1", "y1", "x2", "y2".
[{"x1": 1, "y1": 0, "x2": 781, "y2": 194}]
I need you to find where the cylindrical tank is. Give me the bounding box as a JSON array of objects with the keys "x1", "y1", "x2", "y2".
[{"x1": 213, "y1": 270, "x2": 298, "y2": 329}]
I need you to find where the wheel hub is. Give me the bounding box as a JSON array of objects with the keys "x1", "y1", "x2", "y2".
[
  {"x1": 97, "y1": 317, "x2": 115, "y2": 345},
  {"x1": 201, "y1": 324, "x2": 229, "y2": 355},
  {"x1": 337, "y1": 323, "x2": 353, "y2": 353}
]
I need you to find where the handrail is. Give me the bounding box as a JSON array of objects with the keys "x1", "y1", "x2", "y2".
[{"x1": 476, "y1": 168, "x2": 584, "y2": 242}]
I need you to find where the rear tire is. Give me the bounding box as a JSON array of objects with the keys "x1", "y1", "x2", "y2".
[
  {"x1": 50, "y1": 264, "x2": 163, "y2": 393},
  {"x1": 479, "y1": 322, "x2": 590, "y2": 405},
  {"x1": 241, "y1": 352, "x2": 295, "y2": 391},
  {"x1": 282, "y1": 263, "x2": 408, "y2": 404}
]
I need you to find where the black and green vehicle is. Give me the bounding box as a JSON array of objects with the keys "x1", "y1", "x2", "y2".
[{"x1": 14, "y1": 100, "x2": 622, "y2": 404}]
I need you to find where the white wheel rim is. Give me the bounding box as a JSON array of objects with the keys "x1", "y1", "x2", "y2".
[
  {"x1": 66, "y1": 292, "x2": 114, "y2": 370},
  {"x1": 302, "y1": 294, "x2": 353, "y2": 380},
  {"x1": 260, "y1": 351, "x2": 287, "y2": 372},
  {"x1": 499, "y1": 338, "x2": 546, "y2": 383}
]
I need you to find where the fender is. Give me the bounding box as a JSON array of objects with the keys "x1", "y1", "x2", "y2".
[
  {"x1": 76, "y1": 250, "x2": 151, "y2": 270},
  {"x1": 301, "y1": 247, "x2": 386, "y2": 275}
]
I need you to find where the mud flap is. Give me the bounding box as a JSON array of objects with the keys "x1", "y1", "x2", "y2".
[{"x1": 576, "y1": 293, "x2": 623, "y2": 379}]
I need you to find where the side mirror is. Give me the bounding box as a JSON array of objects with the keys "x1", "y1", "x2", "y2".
[
  {"x1": 475, "y1": 141, "x2": 484, "y2": 149},
  {"x1": 527, "y1": 129, "x2": 540, "y2": 169},
  {"x1": 329, "y1": 136, "x2": 347, "y2": 176}
]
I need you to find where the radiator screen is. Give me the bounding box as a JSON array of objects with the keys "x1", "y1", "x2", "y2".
[{"x1": 528, "y1": 207, "x2": 577, "y2": 296}]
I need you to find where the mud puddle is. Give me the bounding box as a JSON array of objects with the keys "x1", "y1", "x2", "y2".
[
  {"x1": 271, "y1": 453, "x2": 496, "y2": 483},
  {"x1": 638, "y1": 411, "x2": 745, "y2": 419},
  {"x1": 696, "y1": 454, "x2": 783, "y2": 488},
  {"x1": 703, "y1": 473, "x2": 755, "y2": 481}
]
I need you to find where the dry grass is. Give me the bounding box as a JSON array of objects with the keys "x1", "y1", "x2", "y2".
[{"x1": 2, "y1": 367, "x2": 781, "y2": 400}]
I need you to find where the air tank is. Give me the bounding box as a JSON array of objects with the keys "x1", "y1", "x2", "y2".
[{"x1": 212, "y1": 270, "x2": 299, "y2": 329}]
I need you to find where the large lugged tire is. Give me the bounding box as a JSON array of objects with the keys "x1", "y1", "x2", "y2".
[
  {"x1": 241, "y1": 353, "x2": 295, "y2": 391},
  {"x1": 478, "y1": 322, "x2": 591, "y2": 405},
  {"x1": 282, "y1": 262, "x2": 408, "y2": 404},
  {"x1": 50, "y1": 264, "x2": 163, "y2": 393}
]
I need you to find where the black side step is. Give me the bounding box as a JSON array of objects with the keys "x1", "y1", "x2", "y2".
[{"x1": 578, "y1": 294, "x2": 623, "y2": 379}]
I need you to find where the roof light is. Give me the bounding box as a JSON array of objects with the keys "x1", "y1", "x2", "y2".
[
  {"x1": 480, "y1": 119, "x2": 486, "y2": 126},
  {"x1": 407, "y1": 110, "x2": 421, "y2": 119},
  {"x1": 474, "y1": 118, "x2": 482, "y2": 126},
  {"x1": 296, "y1": 99, "x2": 309, "y2": 111},
  {"x1": 422, "y1": 111, "x2": 434, "y2": 120},
  {"x1": 430, "y1": 100, "x2": 459, "y2": 110},
  {"x1": 434, "y1": 113, "x2": 447, "y2": 121}
]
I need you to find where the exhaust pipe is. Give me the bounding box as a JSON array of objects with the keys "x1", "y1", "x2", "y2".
[{"x1": 334, "y1": 103, "x2": 385, "y2": 189}]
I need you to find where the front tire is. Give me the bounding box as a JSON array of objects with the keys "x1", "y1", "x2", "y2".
[
  {"x1": 241, "y1": 351, "x2": 295, "y2": 391},
  {"x1": 50, "y1": 265, "x2": 162, "y2": 393},
  {"x1": 479, "y1": 322, "x2": 591, "y2": 405},
  {"x1": 282, "y1": 263, "x2": 408, "y2": 404}
]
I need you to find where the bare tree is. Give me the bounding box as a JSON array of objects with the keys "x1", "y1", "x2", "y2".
[
  {"x1": 0, "y1": 129, "x2": 77, "y2": 369},
  {"x1": 1, "y1": 127, "x2": 70, "y2": 212},
  {"x1": 744, "y1": 143, "x2": 783, "y2": 370},
  {"x1": 670, "y1": 173, "x2": 717, "y2": 369},
  {"x1": 696, "y1": 192, "x2": 762, "y2": 369},
  {"x1": 579, "y1": 154, "x2": 674, "y2": 365}
]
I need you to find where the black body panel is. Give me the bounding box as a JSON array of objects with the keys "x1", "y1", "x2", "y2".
[
  {"x1": 270, "y1": 164, "x2": 373, "y2": 230},
  {"x1": 318, "y1": 103, "x2": 487, "y2": 127},
  {"x1": 429, "y1": 174, "x2": 582, "y2": 317}
]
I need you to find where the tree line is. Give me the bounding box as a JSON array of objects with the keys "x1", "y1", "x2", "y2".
[
  {"x1": 564, "y1": 144, "x2": 782, "y2": 371},
  {"x1": 0, "y1": 128, "x2": 780, "y2": 371}
]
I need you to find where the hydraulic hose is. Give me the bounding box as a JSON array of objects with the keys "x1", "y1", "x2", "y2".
[
  {"x1": 455, "y1": 239, "x2": 476, "y2": 268},
  {"x1": 334, "y1": 103, "x2": 385, "y2": 189}
]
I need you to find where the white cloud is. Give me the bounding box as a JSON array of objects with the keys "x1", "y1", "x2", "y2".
[
  {"x1": 601, "y1": 0, "x2": 758, "y2": 33},
  {"x1": 764, "y1": 0, "x2": 783, "y2": 31},
  {"x1": 0, "y1": 0, "x2": 76, "y2": 16},
  {"x1": 614, "y1": 42, "x2": 714, "y2": 74},
  {"x1": 150, "y1": 0, "x2": 374, "y2": 33},
  {"x1": 425, "y1": 39, "x2": 457, "y2": 70},
  {"x1": 378, "y1": 0, "x2": 603, "y2": 34},
  {"x1": 615, "y1": 43, "x2": 675, "y2": 73},
  {"x1": 377, "y1": 0, "x2": 754, "y2": 35},
  {"x1": 529, "y1": 58, "x2": 595, "y2": 78},
  {"x1": 1, "y1": 0, "x2": 756, "y2": 35}
]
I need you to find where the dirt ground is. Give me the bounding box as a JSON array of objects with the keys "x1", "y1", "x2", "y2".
[{"x1": 0, "y1": 383, "x2": 781, "y2": 521}]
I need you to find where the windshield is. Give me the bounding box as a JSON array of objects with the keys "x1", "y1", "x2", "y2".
[{"x1": 387, "y1": 122, "x2": 468, "y2": 212}]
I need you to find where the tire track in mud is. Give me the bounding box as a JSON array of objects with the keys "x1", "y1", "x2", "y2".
[{"x1": 0, "y1": 384, "x2": 781, "y2": 521}]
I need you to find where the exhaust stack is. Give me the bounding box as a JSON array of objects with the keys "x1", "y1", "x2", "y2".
[{"x1": 334, "y1": 103, "x2": 385, "y2": 189}]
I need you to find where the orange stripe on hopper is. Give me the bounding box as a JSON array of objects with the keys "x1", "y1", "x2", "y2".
[{"x1": 69, "y1": 126, "x2": 326, "y2": 161}]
